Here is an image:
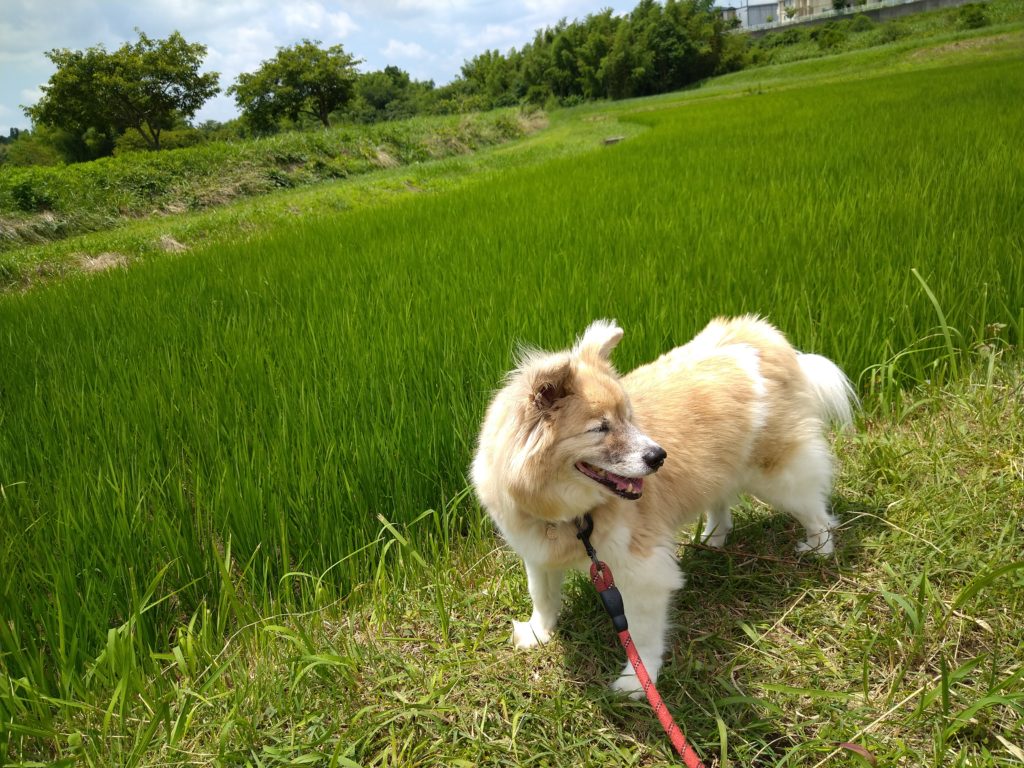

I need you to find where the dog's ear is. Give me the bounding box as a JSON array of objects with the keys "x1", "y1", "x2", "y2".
[
  {"x1": 530, "y1": 360, "x2": 573, "y2": 412},
  {"x1": 574, "y1": 319, "x2": 624, "y2": 362}
]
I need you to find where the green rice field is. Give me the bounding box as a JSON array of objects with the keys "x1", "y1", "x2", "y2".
[{"x1": 1, "y1": 32, "x2": 1023, "y2": 767}]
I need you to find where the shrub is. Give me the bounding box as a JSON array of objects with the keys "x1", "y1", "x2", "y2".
[
  {"x1": 816, "y1": 24, "x2": 850, "y2": 50},
  {"x1": 3, "y1": 135, "x2": 64, "y2": 167},
  {"x1": 761, "y1": 27, "x2": 809, "y2": 48},
  {"x1": 872, "y1": 21, "x2": 912, "y2": 44},
  {"x1": 717, "y1": 32, "x2": 752, "y2": 73},
  {"x1": 954, "y1": 3, "x2": 990, "y2": 29},
  {"x1": 9, "y1": 175, "x2": 54, "y2": 212},
  {"x1": 113, "y1": 129, "x2": 206, "y2": 156},
  {"x1": 850, "y1": 14, "x2": 875, "y2": 32}
]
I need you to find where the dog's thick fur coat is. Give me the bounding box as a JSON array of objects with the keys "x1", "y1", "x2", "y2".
[{"x1": 471, "y1": 316, "x2": 856, "y2": 693}]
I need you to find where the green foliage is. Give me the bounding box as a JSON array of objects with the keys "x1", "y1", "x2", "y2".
[
  {"x1": 850, "y1": 13, "x2": 875, "y2": 32},
  {"x1": 454, "y1": 0, "x2": 732, "y2": 106},
  {"x1": 228, "y1": 39, "x2": 360, "y2": 131},
  {"x1": 350, "y1": 65, "x2": 436, "y2": 123},
  {"x1": 0, "y1": 132, "x2": 64, "y2": 167},
  {"x1": 761, "y1": 27, "x2": 811, "y2": 48},
  {"x1": 26, "y1": 30, "x2": 219, "y2": 152},
  {"x1": 955, "y1": 2, "x2": 991, "y2": 29},
  {"x1": 872, "y1": 21, "x2": 913, "y2": 44},
  {"x1": 113, "y1": 128, "x2": 205, "y2": 155},
  {"x1": 816, "y1": 23, "x2": 850, "y2": 50},
  {"x1": 0, "y1": 110, "x2": 531, "y2": 250},
  {"x1": 9, "y1": 177, "x2": 54, "y2": 212}
]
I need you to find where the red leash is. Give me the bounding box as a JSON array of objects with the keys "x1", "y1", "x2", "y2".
[{"x1": 577, "y1": 515, "x2": 706, "y2": 768}]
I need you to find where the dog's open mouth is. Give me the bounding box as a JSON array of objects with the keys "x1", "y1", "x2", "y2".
[{"x1": 575, "y1": 461, "x2": 644, "y2": 500}]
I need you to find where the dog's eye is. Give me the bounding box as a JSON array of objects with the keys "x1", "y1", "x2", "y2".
[{"x1": 590, "y1": 420, "x2": 610, "y2": 434}]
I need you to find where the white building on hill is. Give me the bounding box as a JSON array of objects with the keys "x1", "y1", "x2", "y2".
[{"x1": 718, "y1": 0, "x2": 840, "y2": 27}]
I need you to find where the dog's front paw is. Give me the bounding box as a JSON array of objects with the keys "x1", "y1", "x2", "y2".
[
  {"x1": 702, "y1": 532, "x2": 728, "y2": 549},
  {"x1": 796, "y1": 530, "x2": 836, "y2": 557},
  {"x1": 610, "y1": 673, "x2": 645, "y2": 700},
  {"x1": 512, "y1": 619, "x2": 553, "y2": 649}
]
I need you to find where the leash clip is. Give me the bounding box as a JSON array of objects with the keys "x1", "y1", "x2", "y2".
[
  {"x1": 574, "y1": 512, "x2": 599, "y2": 567},
  {"x1": 575, "y1": 514, "x2": 627, "y2": 632}
]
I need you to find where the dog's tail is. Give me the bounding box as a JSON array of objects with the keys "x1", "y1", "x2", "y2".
[{"x1": 798, "y1": 353, "x2": 858, "y2": 428}]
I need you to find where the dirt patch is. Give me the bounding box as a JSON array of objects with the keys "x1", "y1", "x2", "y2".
[
  {"x1": 158, "y1": 234, "x2": 188, "y2": 253},
  {"x1": 161, "y1": 201, "x2": 188, "y2": 215},
  {"x1": 518, "y1": 110, "x2": 549, "y2": 133},
  {"x1": 78, "y1": 252, "x2": 128, "y2": 273},
  {"x1": 374, "y1": 149, "x2": 400, "y2": 168},
  {"x1": 909, "y1": 33, "x2": 1011, "y2": 61}
]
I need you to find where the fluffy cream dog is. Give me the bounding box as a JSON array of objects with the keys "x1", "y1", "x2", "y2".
[{"x1": 471, "y1": 316, "x2": 856, "y2": 693}]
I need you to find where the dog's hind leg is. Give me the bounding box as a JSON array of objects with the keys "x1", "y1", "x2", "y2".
[
  {"x1": 512, "y1": 563, "x2": 564, "y2": 649},
  {"x1": 608, "y1": 546, "x2": 685, "y2": 697},
  {"x1": 700, "y1": 500, "x2": 735, "y2": 549},
  {"x1": 750, "y1": 437, "x2": 839, "y2": 556}
]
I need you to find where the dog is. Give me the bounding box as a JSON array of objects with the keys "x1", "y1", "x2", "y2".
[{"x1": 470, "y1": 316, "x2": 856, "y2": 694}]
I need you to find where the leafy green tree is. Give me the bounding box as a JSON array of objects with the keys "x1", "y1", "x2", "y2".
[
  {"x1": 577, "y1": 11, "x2": 621, "y2": 99},
  {"x1": 601, "y1": 20, "x2": 640, "y2": 99},
  {"x1": 460, "y1": 49, "x2": 523, "y2": 108},
  {"x1": 452, "y1": 0, "x2": 732, "y2": 108},
  {"x1": 0, "y1": 129, "x2": 65, "y2": 167},
  {"x1": 228, "y1": 40, "x2": 361, "y2": 132},
  {"x1": 519, "y1": 29, "x2": 557, "y2": 105},
  {"x1": 26, "y1": 30, "x2": 219, "y2": 152},
  {"x1": 352, "y1": 66, "x2": 436, "y2": 122},
  {"x1": 548, "y1": 22, "x2": 582, "y2": 98}
]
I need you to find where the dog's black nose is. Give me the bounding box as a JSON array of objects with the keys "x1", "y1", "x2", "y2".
[{"x1": 643, "y1": 446, "x2": 667, "y2": 471}]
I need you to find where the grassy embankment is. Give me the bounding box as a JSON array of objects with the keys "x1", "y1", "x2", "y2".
[
  {"x1": 0, "y1": 111, "x2": 540, "y2": 275},
  {"x1": 1, "y1": 25, "x2": 1022, "y2": 768}
]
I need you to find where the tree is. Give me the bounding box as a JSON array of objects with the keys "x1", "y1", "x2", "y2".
[
  {"x1": 26, "y1": 30, "x2": 219, "y2": 152},
  {"x1": 228, "y1": 40, "x2": 361, "y2": 132},
  {"x1": 460, "y1": 49, "x2": 522, "y2": 108},
  {"x1": 601, "y1": 20, "x2": 640, "y2": 99},
  {"x1": 352, "y1": 66, "x2": 435, "y2": 122}
]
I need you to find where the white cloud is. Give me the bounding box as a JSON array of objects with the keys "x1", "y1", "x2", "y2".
[
  {"x1": 458, "y1": 23, "x2": 522, "y2": 52},
  {"x1": 522, "y1": 0, "x2": 581, "y2": 13},
  {"x1": 208, "y1": 25, "x2": 278, "y2": 66},
  {"x1": 20, "y1": 87, "x2": 43, "y2": 107},
  {"x1": 395, "y1": 0, "x2": 470, "y2": 10},
  {"x1": 283, "y1": 1, "x2": 358, "y2": 38},
  {"x1": 382, "y1": 39, "x2": 428, "y2": 59},
  {"x1": 327, "y1": 11, "x2": 359, "y2": 38},
  {"x1": 343, "y1": 0, "x2": 471, "y2": 13}
]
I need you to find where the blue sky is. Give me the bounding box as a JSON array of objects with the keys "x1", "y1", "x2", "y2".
[{"x1": 0, "y1": 0, "x2": 634, "y2": 135}]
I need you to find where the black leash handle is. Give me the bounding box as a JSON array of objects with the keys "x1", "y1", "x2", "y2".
[{"x1": 576, "y1": 513, "x2": 628, "y2": 633}]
